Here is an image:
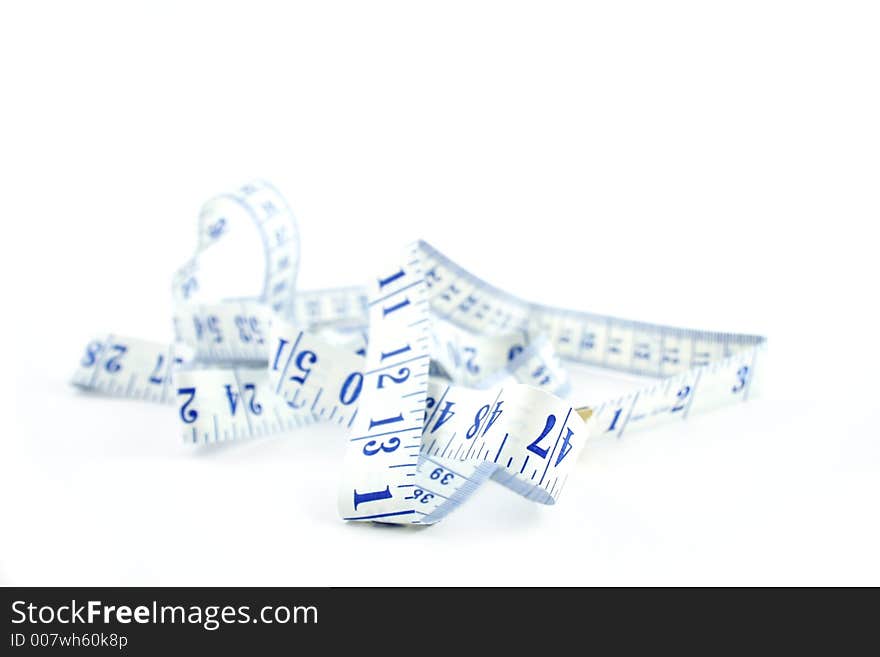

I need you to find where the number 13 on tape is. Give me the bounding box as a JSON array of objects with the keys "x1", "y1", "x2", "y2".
[
  {"x1": 336, "y1": 245, "x2": 591, "y2": 524},
  {"x1": 338, "y1": 244, "x2": 433, "y2": 522}
]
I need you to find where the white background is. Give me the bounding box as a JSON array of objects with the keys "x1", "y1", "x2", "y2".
[{"x1": 1, "y1": 1, "x2": 878, "y2": 585}]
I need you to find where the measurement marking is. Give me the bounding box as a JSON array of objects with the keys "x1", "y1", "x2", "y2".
[
  {"x1": 160, "y1": 345, "x2": 178, "y2": 403},
  {"x1": 465, "y1": 438, "x2": 485, "y2": 461},
  {"x1": 274, "y1": 331, "x2": 303, "y2": 394},
  {"x1": 617, "y1": 392, "x2": 640, "y2": 439},
  {"x1": 422, "y1": 456, "x2": 472, "y2": 482},
  {"x1": 368, "y1": 280, "x2": 423, "y2": 308},
  {"x1": 440, "y1": 433, "x2": 456, "y2": 458},
  {"x1": 493, "y1": 433, "x2": 509, "y2": 463},
  {"x1": 519, "y1": 455, "x2": 530, "y2": 474},
  {"x1": 231, "y1": 370, "x2": 254, "y2": 436},
  {"x1": 87, "y1": 334, "x2": 113, "y2": 389},
  {"x1": 350, "y1": 426, "x2": 423, "y2": 442},
  {"x1": 538, "y1": 407, "x2": 570, "y2": 486},
  {"x1": 413, "y1": 486, "x2": 449, "y2": 501},
  {"x1": 365, "y1": 354, "x2": 429, "y2": 376},
  {"x1": 310, "y1": 388, "x2": 323, "y2": 412},
  {"x1": 343, "y1": 510, "x2": 416, "y2": 521},
  {"x1": 682, "y1": 369, "x2": 702, "y2": 419},
  {"x1": 743, "y1": 348, "x2": 760, "y2": 402}
]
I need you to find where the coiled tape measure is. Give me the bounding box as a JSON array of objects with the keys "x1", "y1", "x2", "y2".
[{"x1": 71, "y1": 181, "x2": 766, "y2": 525}]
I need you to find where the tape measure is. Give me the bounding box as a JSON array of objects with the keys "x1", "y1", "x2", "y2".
[{"x1": 71, "y1": 181, "x2": 766, "y2": 525}]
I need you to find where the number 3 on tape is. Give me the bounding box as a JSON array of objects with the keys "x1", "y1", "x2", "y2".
[{"x1": 71, "y1": 181, "x2": 765, "y2": 527}]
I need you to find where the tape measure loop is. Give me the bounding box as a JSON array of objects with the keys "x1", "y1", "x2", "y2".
[{"x1": 72, "y1": 181, "x2": 766, "y2": 527}]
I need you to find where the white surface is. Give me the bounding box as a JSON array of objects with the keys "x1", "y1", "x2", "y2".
[{"x1": 1, "y1": 1, "x2": 878, "y2": 586}]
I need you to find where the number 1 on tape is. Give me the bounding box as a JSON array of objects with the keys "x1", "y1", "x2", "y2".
[{"x1": 339, "y1": 245, "x2": 432, "y2": 522}]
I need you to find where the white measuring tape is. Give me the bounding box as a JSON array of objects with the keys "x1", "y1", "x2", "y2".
[{"x1": 71, "y1": 181, "x2": 766, "y2": 525}]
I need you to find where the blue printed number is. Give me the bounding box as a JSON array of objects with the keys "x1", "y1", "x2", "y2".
[
  {"x1": 81, "y1": 341, "x2": 103, "y2": 367},
  {"x1": 671, "y1": 385, "x2": 691, "y2": 412},
  {"x1": 531, "y1": 365, "x2": 550, "y2": 386},
  {"x1": 466, "y1": 405, "x2": 490, "y2": 439},
  {"x1": 339, "y1": 372, "x2": 363, "y2": 405},
  {"x1": 411, "y1": 489, "x2": 435, "y2": 504},
  {"x1": 289, "y1": 350, "x2": 317, "y2": 385},
  {"x1": 464, "y1": 401, "x2": 503, "y2": 439},
  {"x1": 79, "y1": 340, "x2": 127, "y2": 372},
  {"x1": 606, "y1": 408, "x2": 622, "y2": 432},
  {"x1": 177, "y1": 388, "x2": 198, "y2": 423},
  {"x1": 235, "y1": 316, "x2": 264, "y2": 344},
  {"x1": 148, "y1": 354, "x2": 165, "y2": 384},
  {"x1": 446, "y1": 343, "x2": 460, "y2": 369},
  {"x1": 363, "y1": 437, "x2": 401, "y2": 456},
  {"x1": 104, "y1": 344, "x2": 127, "y2": 373},
  {"x1": 426, "y1": 398, "x2": 456, "y2": 434},
  {"x1": 527, "y1": 414, "x2": 575, "y2": 466},
  {"x1": 225, "y1": 383, "x2": 262, "y2": 416},
  {"x1": 207, "y1": 217, "x2": 226, "y2": 239},
  {"x1": 555, "y1": 428, "x2": 574, "y2": 466},
  {"x1": 482, "y1": 401, "x2": 504, "y2": 437},
  {"x1": 377, "y1": 367, "x2": 410, "y2": 389},
  {"x1": 732, "y1": 366, "x2": 749, "y2": 393},
  {"x1": 149, "y1": 354, "x2": 183, "y2": 385},
  {"x1": 244, "y1": 383, "x2": 263, "y2": 414},
  {"x1": 194, "y1": 316, "x2": 222, "y2": 343},
  {"x1": 272, "y1": 337, "x2": 289, "y2": 371},
  {"x1": 181, "y1": 277, "x2": 198, "y2": 299},
  {"x1": 353, "y1": 486, "x2": 392, "y2": 510},
  {"x1": 463, "y1": 347, "x2": 479, "y2": 374},
  {"x1": 527, "y1": 414, "x2": 556, "y2": 458},
  {"x1": 430, "y1": 468, "x2": 454, "y2": 485}
]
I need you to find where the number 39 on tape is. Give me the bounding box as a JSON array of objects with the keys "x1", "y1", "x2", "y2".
[{"x1": 71, "y1": 181, "x2": 766, "y2": 526}]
